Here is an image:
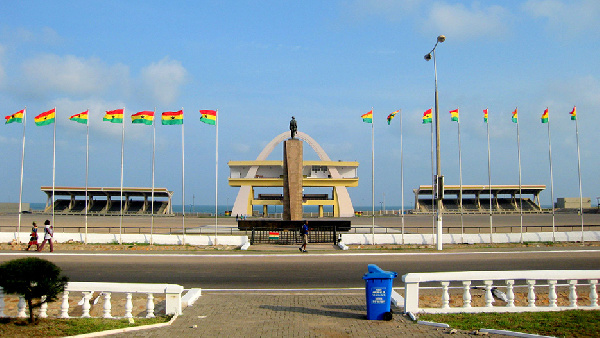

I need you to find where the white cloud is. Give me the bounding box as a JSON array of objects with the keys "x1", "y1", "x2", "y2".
[
  {"x1": 139, "y1": 57, "x2": 188, "y2": 106},
  {"x1": 523, "y1": 0, "x2": 600, "y2": 35},
  {"x1": 21, "y1": 54, "x2": 130, "y2": 97},
  {"x1": 424, "y1": 2, "x2": 510, "y2": 40}
]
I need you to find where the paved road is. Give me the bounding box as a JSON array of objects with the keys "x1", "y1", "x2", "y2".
[{"x1": 3, "y1": 248, "x2": 599, "y2": 289}]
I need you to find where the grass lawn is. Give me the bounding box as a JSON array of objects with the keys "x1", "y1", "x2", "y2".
[
  {"x1": 0, "y1": 316, "x2": 172, "y2": 337},
  {"x1": 419, "y1": 310, "x2": 600, "y2": 338}
]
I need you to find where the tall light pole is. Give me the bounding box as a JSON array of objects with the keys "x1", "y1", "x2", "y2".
[{"x1": 425, "y1": 35, "x2": 445, "y2": 251}]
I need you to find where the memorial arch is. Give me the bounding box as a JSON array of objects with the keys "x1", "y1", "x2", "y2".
[{"x1": 229, "y1": 131, "x2": 358, "y2": 217}]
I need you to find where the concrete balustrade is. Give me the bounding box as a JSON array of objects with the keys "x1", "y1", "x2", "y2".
[{"x1": 402, "y1": 270, "x2": 600, "y2": 314}]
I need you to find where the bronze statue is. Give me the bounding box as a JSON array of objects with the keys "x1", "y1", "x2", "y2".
[{"x1": 290, "y1": 116, "x2": 297, "y2": 139}]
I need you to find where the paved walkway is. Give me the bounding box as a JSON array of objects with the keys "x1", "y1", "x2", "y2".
[{"x1": 110, "y1": 290, "x2": 501, "y2": 337}]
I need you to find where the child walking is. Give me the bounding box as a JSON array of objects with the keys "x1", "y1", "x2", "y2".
[{"x1": 25, "y1": 222, "x2": 39, "y2": 251}]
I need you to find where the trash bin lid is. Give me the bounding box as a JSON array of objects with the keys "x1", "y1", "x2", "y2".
[{"x1": 362, "y1": 264, "x2": 398, "y2": 280}]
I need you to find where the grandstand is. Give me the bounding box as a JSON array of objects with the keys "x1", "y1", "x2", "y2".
[
  {"x1": 40, "y1": 186, "x2": 173, "y2": 215},
  {"x1": 413, "y1": 184, "x2": 545, "y2": 214}
]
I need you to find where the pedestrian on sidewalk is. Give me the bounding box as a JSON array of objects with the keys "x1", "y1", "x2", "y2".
[
  {"x1": 38, "y1": 220, "x2": 54, "y2": 252},
  {"x1": 299, "y1": 221, "x2": 308, "y2": 253},
  {"x1": 25, "y1": 222, "x2": 39, "y2": 251}
]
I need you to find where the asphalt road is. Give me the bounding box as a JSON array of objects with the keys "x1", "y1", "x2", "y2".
[{"x1": 3, "y1": 249, "x2": 599, "y2": 289}]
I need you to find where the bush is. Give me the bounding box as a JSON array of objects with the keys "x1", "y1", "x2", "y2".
[{"x1": 0, "y1": 257, "x2": 69, "y2": 323}]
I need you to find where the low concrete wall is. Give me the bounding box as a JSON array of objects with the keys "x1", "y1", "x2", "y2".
[
  {"x1": 341, "y1": 231, "x2": 600, "y2": 245},
  {"x1": 0, "y1": 232, "x2": 248, "y2": 246},
  {"x1": 0, "y1": 203, "x2": 30, "y2": 213}
]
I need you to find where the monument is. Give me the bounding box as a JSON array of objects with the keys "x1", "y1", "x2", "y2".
[{"x1": 283, "y1": 117, "x2": 303, "y2": 221}]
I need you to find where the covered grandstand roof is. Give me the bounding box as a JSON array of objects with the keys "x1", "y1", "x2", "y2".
[
  {"x1": 413, "y1": 184, "x2": 546, "y2": 196},
  {"x1": 41, "y1": 186, "x2": 173, "y2": 198}
]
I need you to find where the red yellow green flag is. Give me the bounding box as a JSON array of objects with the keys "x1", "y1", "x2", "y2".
[
  {"x1": 422, "y1": 108, "x2": 432, "y2": 124},
  {"x1": 199, "y1": 110, "x2": 217, "y2": 125},
  {"x1": 361, "y1": 110, "x2": 373, "y2": 123},
  {"x1": 450, "y1": 108, "x2": 459, "y2": 122},
  {"x1": 483, "y1": 109, "x2": 488, "y2": 123},
  {"x1": 131, "y1": 111, "x2": 154, "y2": 125},
  {"x1": 5, "y1": 109, "x2": 24, "y2": 124},
  {"x1": 69, "y1": 111, "x2": 88, "y2": 124},
  {"x1": 103, "y1": 109, "x2": 124, "y2": 123},
  {"x1": 162, "y1": 110, "x2": 183, "y2": 125},
  {"x1": 569, "y1": 106, "x2": 576, "y2": 120},
  {"x1": 511, "y1": 108, "x2": 518, "y2": 123},
  {"x1": 35, "y1": 108, "x2": 56, "y2": 126},
  {"x1": 541, "y1": 108, "x2": 549, "y2": 123},
  {"x1": 386, "y1": 110, "x2": 398, "y2": 125}
]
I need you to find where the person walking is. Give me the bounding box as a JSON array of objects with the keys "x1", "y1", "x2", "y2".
[
  {"x1": 25, "y1": 222, "x2": 39, "y2": 251},
  {"x1": 37, "y1": 220, "x2": 54, "y2": 252},
  {"x1": 299, "y1": 221, "x2": 309, "y2": 253}
]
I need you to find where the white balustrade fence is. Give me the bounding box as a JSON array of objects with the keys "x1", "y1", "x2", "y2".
[
  {"x1": 0, "y1": 282, "x2": 185, "y2": 319},
  {"x1": 403, "y1": 270, "x2": 600, "y2": 314}
]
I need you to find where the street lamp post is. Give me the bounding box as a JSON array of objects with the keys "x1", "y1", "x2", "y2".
[{"x1": 425, "y1": 35, "x2": 445, "y2": 251}]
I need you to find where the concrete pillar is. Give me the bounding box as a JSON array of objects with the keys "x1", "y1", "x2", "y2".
[{"x1": 283, "y1": 139, "x2": 303, "y2": 221}]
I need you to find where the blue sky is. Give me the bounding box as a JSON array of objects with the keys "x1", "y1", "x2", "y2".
[{"x1": 1, "y1": 0, "x2": 599, "y2": 208}]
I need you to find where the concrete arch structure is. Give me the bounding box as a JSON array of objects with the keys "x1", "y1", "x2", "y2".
[{"x1": 230, "y1": 131, "x2": 356, "y2": 217}]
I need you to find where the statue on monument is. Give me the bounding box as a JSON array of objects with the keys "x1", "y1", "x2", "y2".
[{"x1": 289, "y1": 116, "x2": 297, "y2": 139}]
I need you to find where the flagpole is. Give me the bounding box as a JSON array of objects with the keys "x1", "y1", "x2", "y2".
[
  {"x1": 546, "y1": 108, "x2": 555, "y2": 242},
  {"x1": 574, "y1": 109, "x2": 584, "y2": 243},
  {"x1": 371, "y1": 107, "x2": 375, "y2": 245},
  {"x1": 516, "y1": 108, "x2": 523, "y2": 243},
  {"x1": 457, "y1": 108, "x2": 464, "y2": 243},
  {"x1": 151, "y1": 108, "x2": 156, "y2": 245},
  {"x1": 182, "y1": 108, "x2": 186, "y2": 246},
  {"x1": 84, "y1": 110, "x2": 89, "y2": 244},
  {"x1": 486, "y1": 109, "x2": 493, "y2": 244},
  {"x1": 400, "y1": 109, "x2": 405, "y2": 244},
  {"x1": 215, "y1": 109, "x2": 219, "y2": 245},
  {"x1": 52, "y1": 107, "x2": 56, "y2": 229},
  {"x1": 17, "y1": 108, "x2": 27, "y2": 243},
  {"x1": 430, "y1": 108, "x2": 435, "y2": 245},
  {"x1": 119, "y1": 107, "x2": 125, "y2": 245}
]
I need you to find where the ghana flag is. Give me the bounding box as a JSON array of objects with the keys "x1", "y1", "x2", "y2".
[
  {"x1": 103, "y1": 109, "x2": 124, "y2": 123},
  {"x1": 511, "y1": 108, "x2": 518, "y2": 123},
  {"x1": 386, "y1": 110, "x2": 398, "y2": 125},
  {"x1": 569, "y1": 106, "x2": 576, "y2": 120},
  {"x1": 35, "y1": 108, "x2": 56, "y2": 126},
  {"x1": 268, "y1": 232, "x2": 280, "y2": 240},
  {"x1": 483, "y1": 109, "x2": 488, "y2": 123},
  {"x1": 5, "y1": 109, "x2": 24, "y2": 124},
  {"x1": 199, "y1": 110, "x2": 217, "y2": 125},
  {"x1": 162, "y1": 110, "x2": 183, "y2": 125},
  {"x1": 541, "y1": 108, "x2": 549, "y2": 123},
  {"x1": 361, "y1": 110, "x2": 373, "y2": 123},
  {"x1": 131, "y1": 111, "x2": 154, "y2": 125},
  {"x1": 450, "y1": 108, "x2": 459, "y2": 122},
  {"x1": 69, "y1": 111, "x2": 88, "y2": 124},
  {"x1": 422, "y1": 108, "x2": 432, "y2": 124}
]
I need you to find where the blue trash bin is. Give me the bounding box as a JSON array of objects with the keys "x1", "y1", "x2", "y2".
[{"x1": 363, "y1": 264, "x2": 397, "y2": 320}]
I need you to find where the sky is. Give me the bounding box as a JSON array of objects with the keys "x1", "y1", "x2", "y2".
[{"x1": 0, "y1": 0, "x2": 599, "y2": 209}]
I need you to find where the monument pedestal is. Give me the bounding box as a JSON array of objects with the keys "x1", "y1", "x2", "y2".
[{"x1": 283, "y1": 139, "x2": 303, "y2": 221}]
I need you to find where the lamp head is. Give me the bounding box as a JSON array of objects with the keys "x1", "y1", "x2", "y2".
[
  {"x1": 437, "y1": 35, "x2": 446, "y2": 43},
  {"x1": 424, "y1": 53, "x2": 432, "y2": 61}
]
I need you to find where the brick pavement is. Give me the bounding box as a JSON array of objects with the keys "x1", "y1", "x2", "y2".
[{"x1": 109, "y1": 290, "x2": 502, "y2": 337}]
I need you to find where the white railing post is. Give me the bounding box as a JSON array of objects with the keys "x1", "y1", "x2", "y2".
[
  {"x1": 81, "y1": 292, "x2": 92, "y2": 318},
  {"x1": 60, "y1": 291, "x2": 70, "y2": 318},
  {"x1": 462, "y1": 281, "x2": 471, "y2": 308},
  {"x1": 526, "y1": 280, "x2": 536, "y2": 307},
  {"x1": 483, "y1": 281, "x2": 493, "y2": 308},
  {"x1": 441, "y1": 282, "x2": 450, "y2": 309},
  {"x1": 17, "y1": 296, "x2": 26, "y2": 318},
  {"x1": 590, "y1": 280, "x2": 598, "y2": 308},
  {"x1": 146, "y1": 293, "x2": 155, "y2": 318},
  {"x1": 506, "y1": 280, "x2": 515, "y2": 307},
  {"x1": 548, "y1": 280, "x2": 557, "y2": 308},
  {"x1": 403, "y1": 281, "x2": 420, "y2": 314},
  {"x1": 568, "y1": 280, "x2": 578, "y2": 308},
  {"x1": 124, "y1": 293, "x2": 133, "y2": 318},
  {"x1": 103, "y1": 292, "x2": 112, "y2": 318},
  {"x1": 0, "y1": 287, "x2": 5, "y2": 318},
  {"x1": 165, "y1": 285, "x2": 183, "y2": 315}
]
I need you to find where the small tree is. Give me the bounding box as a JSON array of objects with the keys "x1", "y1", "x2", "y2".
[{"x1": 0, "y1": 257, "x2": 69, "y2": 323}]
